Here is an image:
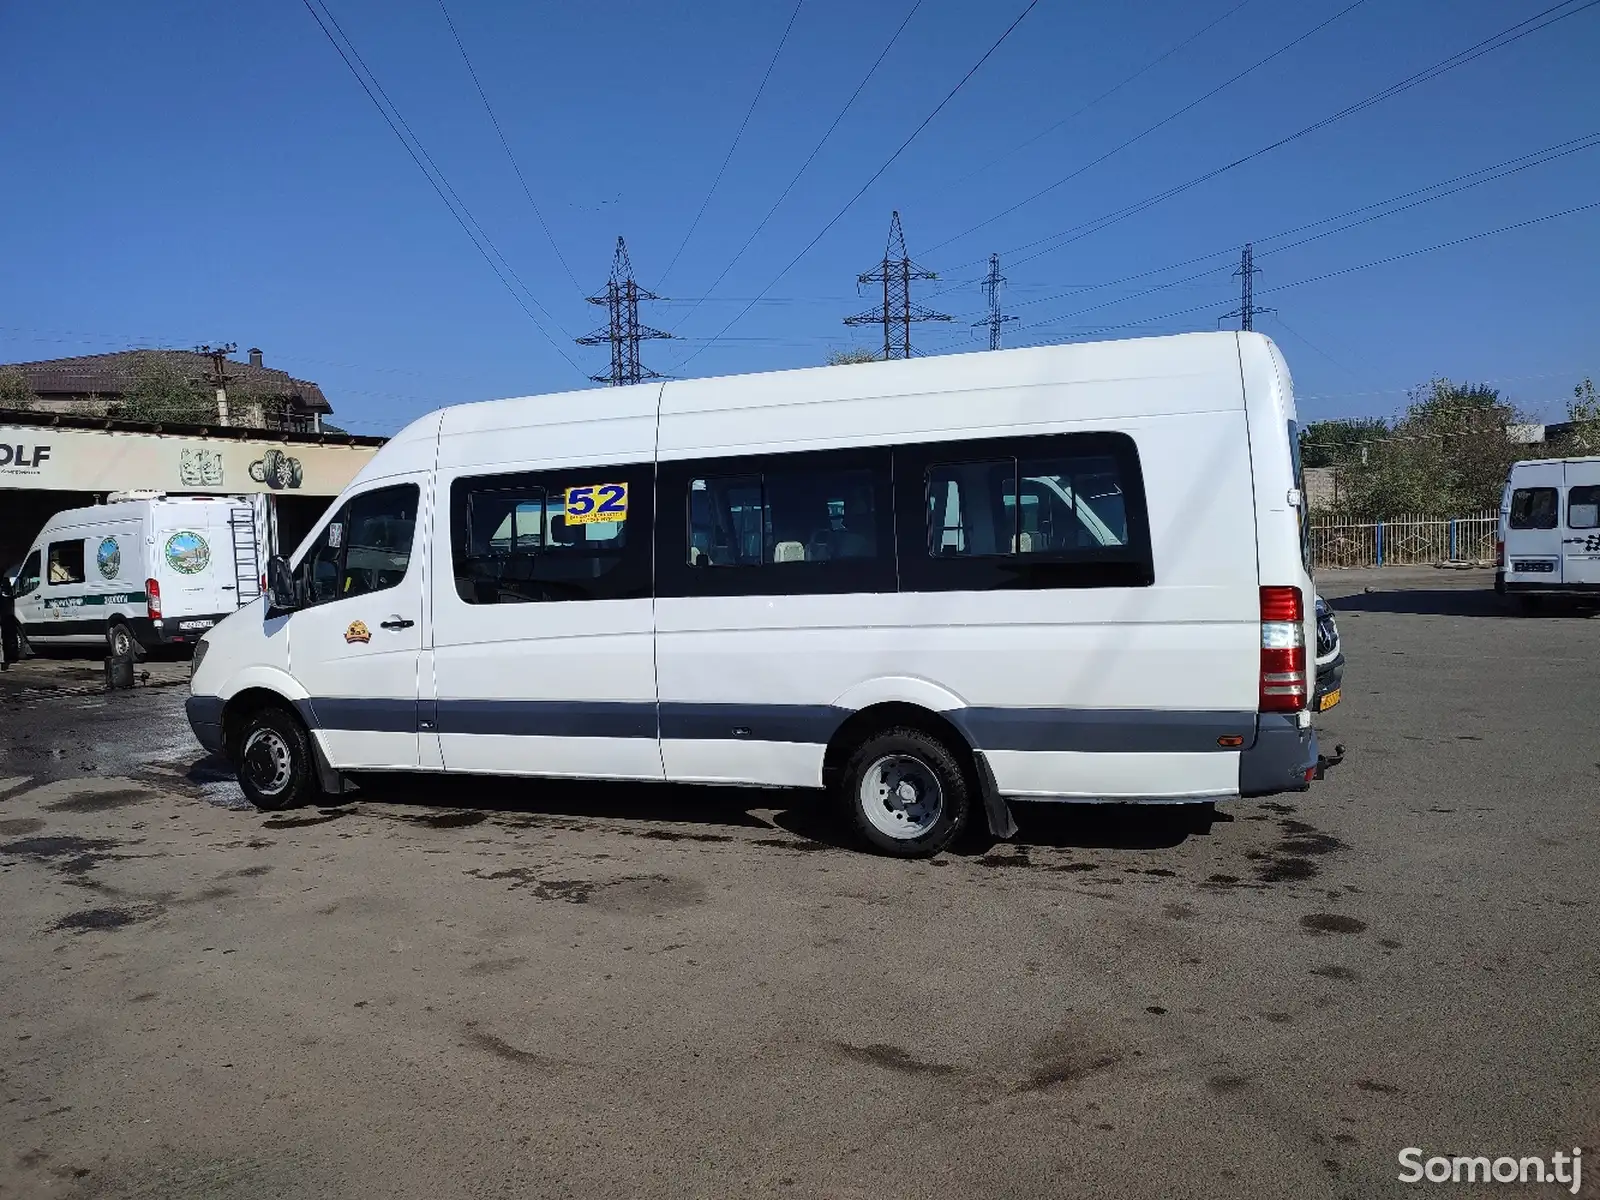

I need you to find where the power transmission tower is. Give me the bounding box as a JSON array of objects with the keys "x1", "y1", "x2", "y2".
[
  {"x1": 844, "y1": 211, "x2": 951, "y2": 359},
  {"x1": 1220, "y1": 242, "x2": 1272, "y2": 332},
  {"x1": 577, "y1": 237, "x2": 670, "y2": 386},
  {"x1": 974, "y1": 253, "x2": 1017, "y2": 350}
]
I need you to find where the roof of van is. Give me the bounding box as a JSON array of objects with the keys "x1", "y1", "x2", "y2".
[
  {"x1": 36, "y1": 495, "x2": 245, "y2": 530},
  {"x1": 1511, "y1": 454, "x2": 1600, "y2": 468},
  {"x1": 389, "y1": 331, "x2": 1266, "y2": 445}
]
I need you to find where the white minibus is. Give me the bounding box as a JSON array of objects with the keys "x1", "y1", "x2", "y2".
[
  {"x1": 1496, "y1": 456, "x2": 1600, "y2": 609},
  {"x1": 187, "y1": 332, "x2": 1321, "y2": 856}
]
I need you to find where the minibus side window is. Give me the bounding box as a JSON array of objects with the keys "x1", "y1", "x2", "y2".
[
  {"x1": 451, "y1": 467, "x2": 652, "y2": 604},
  {"x1": 689, "y1": 466, "x2": 881, "y2": 566},
  {"x1": 47, "y1": 540, "x2": 85, "y2": 585},
  {"x1": 14, "y1": 551, "x2": 41, "y2": 597},
  {"x1": 899, "y1": 431, "x2": 1154, "y2": 593},
  {"x1": 1509, "y1": 487, "x2": 1558, "y2": 530},
  {"x1": 297, "y1": 484, "x2": 419, "y2": 607},
  {"x1": 1569, "y1": 485, "x2": 1600, "y2": 530}
]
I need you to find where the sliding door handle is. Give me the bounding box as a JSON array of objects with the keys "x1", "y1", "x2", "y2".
[{"x1": 379, "y1": 616, "x2": 415, "y2": 631}]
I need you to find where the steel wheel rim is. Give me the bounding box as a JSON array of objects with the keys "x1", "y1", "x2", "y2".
[
  {"x1": 859, "y1": 754, "x2": 944, "y2": 840},
  {"x1": 241, "y1": 727, "x2": 293, "y2": 797},
  {"x1": 110, "y1": 627, "x2": 131, "y2": 657}
]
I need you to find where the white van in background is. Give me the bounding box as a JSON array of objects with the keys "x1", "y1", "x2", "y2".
[
  {"x1": 1497, "y1": 456, "x2": 1600, "y2": 609},
  {"x1": 189, "y1": 331, "x2": 1322, "y2": 856},
  {"x1": 12, "y1": 493, "x2": 265, "y2": 658}
]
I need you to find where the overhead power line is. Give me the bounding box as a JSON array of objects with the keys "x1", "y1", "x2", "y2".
[
  {"x1": 993, "y1": 132, "x2": 1600, "y2": 328},
  {"x1": 434, "y1": 0, "x2": 584, "y2": 296},
  {"x1": 923, "y1": 0, "x2": 1371, "y2": 256},
  {"x1": 1017, "y1": 200, "x2": 1600, "y2": 341},
  {"x1": 659, "y1": 0, "x2": 806, "y2": 287},
  {"x1": 668, "y1": 0, "x2": 925, "y2": 334},
  {"x1": 297, "y1": 0, "x2": 585, "y2": 379},
  {"x1": 940, "y1": 0, "x2": 1600, "y2": 277},
  {"x1": 676, "y1": 0, "x2": 1043, "y2": 371},
  {"x1": 934, "y1": 0, "x2": 1255, "y2": 198}
]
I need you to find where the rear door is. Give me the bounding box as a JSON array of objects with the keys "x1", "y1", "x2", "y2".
[
  {"x1": 286, "y1": 476, "x2": 428, "y2": 770},
  {"x1": 1504, "y1": 465, "x2": 1564, "y2": 584},
  {"x1": 1561, "y1": 460, "x2": 1600, "y2": 586},
  {"x1": 153, "y1": 503, "x2": 234, "y2": 621}
]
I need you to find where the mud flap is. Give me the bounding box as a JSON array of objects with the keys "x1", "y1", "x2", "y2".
[
  {"x1": 973, "y1": 751, "x2": 1017, "y2": 840},
  {"x1": 309, "y1": 734, "x2": 352, "y2": 796}
]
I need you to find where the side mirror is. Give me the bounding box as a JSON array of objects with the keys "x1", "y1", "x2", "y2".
[{"x1": 266, "y1": 556, "x2": 299, "y2": 613}]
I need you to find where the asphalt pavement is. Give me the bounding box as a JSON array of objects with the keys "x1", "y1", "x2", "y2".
[{"x1": 1, "y1": 568, "x2": 1595, "y2": 1199}]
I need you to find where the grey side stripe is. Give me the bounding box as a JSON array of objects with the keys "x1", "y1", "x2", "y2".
[
  {"x1": 950, "y1": 708, "x2": 1255, "y2": 754},
  {"x1": 436, "y1": 699, "x2": 656, "y2": 740},
  {"x1": 309, "y1": 697, "x2": 419, "y2": 734},
  {"x1": 292, "y1": 697, "x2": 1251, "y2": 753},
  {"x1": 658, "y1": 703, "x2": 849, "y2": 745}
]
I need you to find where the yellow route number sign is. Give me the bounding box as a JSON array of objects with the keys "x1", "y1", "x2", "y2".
[{"x1": 564, "y1": 483, "x2": 628, "y2": 526}]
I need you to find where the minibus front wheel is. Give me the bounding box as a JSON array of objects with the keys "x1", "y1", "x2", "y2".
[
  {"x1": 838, "y1": 727, "x2": 970, "y2": 858},
  {"x1": 231, "y1": 704, "x2": 317, "y2": 812}
]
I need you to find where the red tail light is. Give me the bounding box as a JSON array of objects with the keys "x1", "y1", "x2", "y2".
[
  {"x1": 1259, "y1": 585, "x2": 1306, "y2": 713},
  {"x1": 1495, "y1": 539, "x2": 1505, "y2": 568},
  {"x1": 146, "y1": 578, "x2": 162, "y2": 620}
]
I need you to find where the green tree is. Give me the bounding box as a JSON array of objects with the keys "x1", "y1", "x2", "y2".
[
  {"x1": 1560, "y1": 376, "x2": 1600, "y2": 455},
  {"x1": 0, "y1": 368, "x2": 38, "y2": 411},
  {"x1": 826, "y1": 347, "x2": 879, "y2": 366},
  {"x1": 111, "y1": 353, "x2": 217, "y2": 425},
  {"x1": 1337, "y1": 378, "x2": 1527, "y2": 518},
  {"x1": 1299, "y1": 417, "x2": 1388, "y2": 469}
]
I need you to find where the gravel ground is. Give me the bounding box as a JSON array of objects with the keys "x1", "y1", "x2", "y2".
[{"x1": 1, "y1": 567, "x2": 1595, "y2": 1199}]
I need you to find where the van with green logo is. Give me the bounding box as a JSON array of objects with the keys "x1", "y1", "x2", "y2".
[{"x1": 11, "y1": 493, "x2": 265, "y2": 657}]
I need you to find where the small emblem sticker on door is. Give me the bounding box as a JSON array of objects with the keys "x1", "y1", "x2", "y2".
[{"x1": 344, "y1": 620, "x2": 371, "y2": 645}]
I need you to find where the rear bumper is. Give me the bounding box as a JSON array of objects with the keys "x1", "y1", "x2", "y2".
[
  {"x1": 142, "y1": 613, "x2": 230, "y2": 646},
  {"x1": 185, "y1": 694, "x2": 226, "y2": 754},
  {"x1": 1239, "y1": 713, "x2": 1318, "y2": 797},
  {"x1": 1502, "y1": 580, "x2": 1600, "y2": 595}
]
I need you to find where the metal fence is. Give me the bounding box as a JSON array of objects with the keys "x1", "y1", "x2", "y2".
[{"x1": 1309, "y1": 512, "x2": 1498, "y2": 570}]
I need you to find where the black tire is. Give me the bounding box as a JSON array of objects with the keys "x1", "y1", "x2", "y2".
[
  {"x1": 838, "y1": 726, "x2": 970, "y2": 858},
  {"x1": 231, "y1": 705, "x2": 317, "y2": 812},
  {"x1": 106, "y1": 620, "x2": 137, "y2": 661}
]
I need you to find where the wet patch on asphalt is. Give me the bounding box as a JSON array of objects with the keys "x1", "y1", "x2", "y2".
[
  {"x1": 49, "y1": 904, "x2": 163, "y2": 934},
  {"x1": 0, "y1": 817, "x2": 46, "y2": 836},
  {"x1": 43, "y1": 787, "x2": 158, "y2": 814}
]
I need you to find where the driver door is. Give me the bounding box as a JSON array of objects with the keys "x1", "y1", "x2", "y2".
[{"x1": 287, "y1": 476, "x2": 428, "y2": 769}]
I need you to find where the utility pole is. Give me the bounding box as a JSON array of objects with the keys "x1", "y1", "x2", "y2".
[
  {"x1": 196, "y1": 342, "x2": 237, "y2": 426},
  {"x1": 577, "y1": 237, "x2": 670, "y2": 386},
  {"x1": 974, "y1": 253, "x2": 1016, "y2": 351},
  {"x1": 844, "y1": 211, "x2": 951, "y2": 360},
  {"x1": 1220, "y1": 242, "x2": 1271, "y2": 332}
]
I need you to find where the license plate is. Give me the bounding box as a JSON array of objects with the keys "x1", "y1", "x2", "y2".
[{"x1": 1318, "y1": 688, "x2": 1342, "y2": 712}]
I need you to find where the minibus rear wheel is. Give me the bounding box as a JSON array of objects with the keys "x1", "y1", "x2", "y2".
[
  {"x1": 839, "y1": 727, "x2": 969, "y2": 858},
  {"x1": 232, "y1": 705, "x2": 316, "y2": 812}
]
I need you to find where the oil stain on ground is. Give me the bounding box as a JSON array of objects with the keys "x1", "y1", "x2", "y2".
[
  {"x1": 0, "y1": 817, "x2": 46, "y2": 836},
  {"x1": 1017, "y1": 1029, "x2": 1123, "y2": 1093},
  {"x1": 1301, "y1": 913, "x2": 1368, "y2": 935},
  {"x1": 43, "y1": 787, "x2": 157, "y2": 814},
  {"x1": 834, "y1": 1042, "x2": 959, "y2": 1077},
  {"x1": 462, "y1": 1026, "x2": 566, "y2": 1072},
  {"x1": 50, "y1": 904, "x2": 163, "y2": 933},
  {"x1": 1250, "y1": 818, "x2": 1349, "y2": 884}
]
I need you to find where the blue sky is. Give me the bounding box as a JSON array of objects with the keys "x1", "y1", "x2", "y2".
[{"x1": 2, "y1": 0, "x2": 1597, "y2": 436}]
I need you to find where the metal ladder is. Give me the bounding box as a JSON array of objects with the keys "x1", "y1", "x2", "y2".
[{"x1": 229, "y1": 508, "x2": 262, "y2": 608}]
